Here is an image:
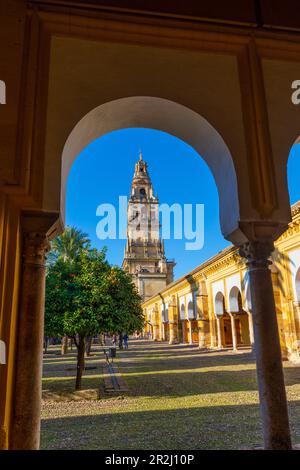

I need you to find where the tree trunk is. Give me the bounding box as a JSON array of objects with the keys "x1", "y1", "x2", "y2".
[
  {"x1": 44, "y1": 337, "x2": 48, "y2": 354},
  {"x1": 61, "y1": 335, "x2": 68, "y2": 355},
  {"x1": 75, "y1": 336, "x2": 85, "y2": 390},
  {"x1": 85, "y1": 336, "x2": 92, "y2": 356}
]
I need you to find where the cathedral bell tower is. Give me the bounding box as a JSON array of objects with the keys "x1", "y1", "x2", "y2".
[{"x1": 122, "y1": 152, "x2": 175, "y2": 301}]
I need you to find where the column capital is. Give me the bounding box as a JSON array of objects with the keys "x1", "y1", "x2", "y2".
[
  {"x1": 23, "y1": 232, "x2": 50, "y2": 266},
  {"x1": 239, "y1": 239, "x2": 274, "y2": 269},
  {"x1": 20, "y1": 211, "x2": 60, "y2": 266}
]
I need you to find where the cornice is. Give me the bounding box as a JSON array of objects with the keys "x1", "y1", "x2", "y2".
[
  {"x1": 275, "y1": 214, "x2": 300, "y2": 245},
  {"x1": 201, "y1": 250, "x2": 242, "y2": 277}
]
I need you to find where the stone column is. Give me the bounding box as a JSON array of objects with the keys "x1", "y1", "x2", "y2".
[
  {"x1": 10, "y1": 232, "x2": 49, "y2": 449},
  {"x1": 188, "y1": 320, "x2": 193, "y2": 344},
  {"x1": 168, "y1": 297, "x2": 178, "y2": 344},
  {"x1": 216, "y1": 316, "x2": 222, "y2": 349},
  {"x1": 168, "y1": 321, "x2": 175, "y2": 344},
  {"x1": 161, "y1": 322, "x2": 165, "y2": 341},
  {"x1": 239, "y1": 240, "x2": 292, "y2": 450},
  {"x1": 152, "y1": 323, "x2": 160, "y2": 341},
  {"x1": 152, "y1": 306, "x2": 160, "y2": 341},
  {"x1": 197, "y1": 319, "x2": 206, "y2": 348},
  {"x1": 247, "y1": 310, "x2": 255, "y2": 349},
  {"x1": 229, "y1": 313, "x2": 238, "y2": 351},
  {"x1": 9, "y1": 211, "x2": 58, "y2": 450},
  {"x1": 181, "y1": 321, "x2": 186, "y2": 344}
]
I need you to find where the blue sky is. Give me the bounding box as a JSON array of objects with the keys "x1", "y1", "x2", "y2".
[{"x1": 66, "y1": 129, "x2": 300, "y2": 280}]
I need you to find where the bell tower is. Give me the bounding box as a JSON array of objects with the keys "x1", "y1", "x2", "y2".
[{"x1": 122, "y1": 152, "x2": 175, "y2": 301}]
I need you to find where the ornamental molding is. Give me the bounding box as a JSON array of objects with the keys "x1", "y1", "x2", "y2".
[
  {"x1": 276, "y1": 219, "x2": 300, "y2": 244},
  {"x1": 23, "y1": 232, "x2": 50, "y2": 266},
  {"x1": 201, "y1": 251, "x2": 242, "y2": 277}
]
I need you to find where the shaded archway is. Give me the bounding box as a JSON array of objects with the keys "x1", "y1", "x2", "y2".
[
  {"x1": 187, "y1": 299, "x2": 198, "y2": 343},
  {"x1": 178, "y1": 302, "x2": 187, "y2": 344},
  {"x1": 228, "y1": 286, "x2": 250, "y2": 347},
  {"x1": 214, "y1": 291, "x2": 225, "y2": 349},
  {"x1": 163, "y1": 305, "x2": 170, "y2": 342}
]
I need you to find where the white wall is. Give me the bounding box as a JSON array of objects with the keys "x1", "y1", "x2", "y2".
[{"x1": 288, "y1": 248, "x2": 300, "y2": 300}]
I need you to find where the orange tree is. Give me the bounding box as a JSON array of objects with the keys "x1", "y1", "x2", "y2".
[
  {"x1": 45, "y1": 245, "x2": 144, "y2": 390},
  {"x1": 45, "y1": 248, "x2": 109, "y2": 389}
]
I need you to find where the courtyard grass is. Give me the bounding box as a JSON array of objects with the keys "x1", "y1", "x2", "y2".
[{"x1": 41, "y1": 340, "x2": 300, "y2": 450}]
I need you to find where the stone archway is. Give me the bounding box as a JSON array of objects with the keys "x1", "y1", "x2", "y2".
[
  {"x1": 57, "y1": 96, "x2": 239, "y2": 241},
  {"x1": 228, "y1": 286, "x2": 250, "y2": 349}
]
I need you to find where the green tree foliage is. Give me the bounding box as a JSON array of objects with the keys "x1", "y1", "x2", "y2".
[
  {"x1": 45, "y1": 248, "x2": 109, "y2": 389},
  {"x1": 45, "y1": 229, "x2": 144, "y2": 390},
  {"x1": 99, "y1": 266, "x2": 144, "y2": 335},
  {"x1": 48, "y1": 226, "x2": 90, "y2": 265}
]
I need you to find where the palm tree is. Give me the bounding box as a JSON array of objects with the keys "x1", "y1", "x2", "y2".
[
  {"x1": 47, "y1": 227, "x2": 91, "y2": 354},
  {"x1": 48, "y1": 226, "x2": 91, "y2": 264}
]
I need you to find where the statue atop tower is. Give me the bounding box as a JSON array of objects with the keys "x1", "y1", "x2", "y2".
[{"x1": 122, "y1": 152, "x2": 175, "y2": 301}]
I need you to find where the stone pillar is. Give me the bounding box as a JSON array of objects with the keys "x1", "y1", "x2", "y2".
[
  {"x1": 216, "y1": 316, "x2": 222, "y2": 349},
  {"x1": 168, "y1": 321, "x2": 175, "y2": 344},
  {"x1": 197, "y1": 319, "x2": 206, "y2": 348},
  {"x1": 152, "y1": 305, "x2": 160, "y2": 341},
  {"x1": 247, "y1": 310, "x2": 255, "y2": 349},
  {"x1": 152, "y1": 323, "x2": 160, "y2": 341},
  {"x1": 11, "y1": 232, "x2": 49, "y2": 449},
  {"x1": 168, "y1": 297, "x2": 178, "y2": 344},
  {"x1": 239, "y1": 240, "x2": 292, "y2": 450},
  {"x1": 181, "y1": 321, "x2": 186, "y2": 344},
  {"x1": 9, "y1": 212, "x2": 58, "y2": 450},
  {"x1": 229, "y1": 313, "x2": 238, "y2": 351},
  {"x1": 188, "y1": 320, "x2": 193, "y2": 344},
  {"x1": 161, "y1": 322, "x2": 165, "y2": 341}
]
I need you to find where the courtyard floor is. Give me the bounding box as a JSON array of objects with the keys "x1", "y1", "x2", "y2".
[{"x1": 41, "y1": 340, "x2": 300, "y2": 450}]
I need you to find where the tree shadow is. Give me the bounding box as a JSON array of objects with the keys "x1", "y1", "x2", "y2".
[{"x1": 40, "y1": 401, "x2": 300, "y2": 450}]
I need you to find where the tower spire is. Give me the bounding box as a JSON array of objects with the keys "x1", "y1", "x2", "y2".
[{"x1": 123, "y1": 153, "x2": 175, "y2": 300}]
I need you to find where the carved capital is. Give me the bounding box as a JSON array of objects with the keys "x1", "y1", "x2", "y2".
[
  {"x1": 239, "y1": 240, "x2": 274, "y2": 270},
  {"x1": 23, "y1": 232, "x2": 50, "y2": 266}
]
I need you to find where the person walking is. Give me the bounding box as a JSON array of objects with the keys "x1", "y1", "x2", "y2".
[{"x1": 123, "y1": 333, "x2": 129, "y2": 350}]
